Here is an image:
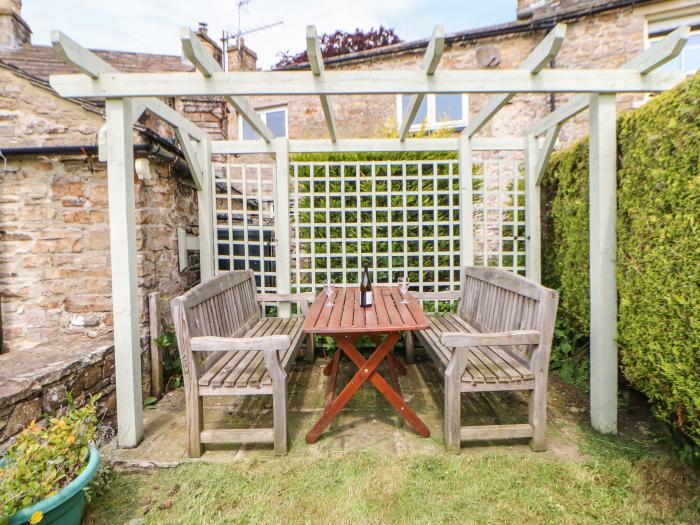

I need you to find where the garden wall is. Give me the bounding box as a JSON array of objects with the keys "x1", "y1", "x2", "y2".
[{"x1": 541, "y1": 73, "x2": 700, "y2": 447}]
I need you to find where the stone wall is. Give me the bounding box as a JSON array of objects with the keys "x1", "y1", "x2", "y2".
[
  {"x1": 0, "y1": 69, "x2": 201, "y2": 352},
  {"x1": 0, "y1": 154, "x2": 199, "y2": 352},
  {"x1": 0, "y1": 334, "x2": 143, "y2": 449}
]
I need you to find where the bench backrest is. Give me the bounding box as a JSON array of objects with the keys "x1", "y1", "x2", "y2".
[
  {"x1": 458, "y1": 267, "x2": 559, "y2": 364},
  {"x1": 171, "y1": 270, "x2": 260, "y2": 379}
]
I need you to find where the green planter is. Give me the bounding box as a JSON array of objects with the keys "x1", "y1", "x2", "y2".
[{"x1": 7, "y1": 444, "x2": 100, "y2": 525}]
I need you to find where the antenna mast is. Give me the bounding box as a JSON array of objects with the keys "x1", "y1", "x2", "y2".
[{"x1": 221, "y1": 0, "x2": 283, "y2": 69}]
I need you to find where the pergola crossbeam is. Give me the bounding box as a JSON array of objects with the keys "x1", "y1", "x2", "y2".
[
  {"x1": 398, "y1": 25, "x2": 444, "y2": 141},
  {"x1": 464, "y1": 24, "x2": 566, "y2": 138},
  {"x1": 180, "y1": 28, "x2": 275, "y2": 143},
  {"x1": 49, "y1": 69, "x2": 684, "y2": 98},
  {"x1": 530, "y1": 25, "x2": 690, "y2": 137},
  {"x1": 306, "y1": 26, "x2": 337, "y2": 142},
  {"x1": 211, "y1": 137, "x2": 525, "y2": 154},
  {"x1": 51, "y1": 30, "x2": 205, "y2": 140}
]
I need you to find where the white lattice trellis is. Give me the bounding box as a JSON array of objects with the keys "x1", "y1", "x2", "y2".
[
  {"x1": 287, "y1": 159, "x2": 526, "y2": 311},
  {"x1": 213, "y1": 162, "x2": 277, "y2": 294}
]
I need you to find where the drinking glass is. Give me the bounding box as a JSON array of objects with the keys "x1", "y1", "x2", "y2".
[
  {"x1": 323, "y1": 279, "x2": 335, "y2": 307},
  {"x1": 397, "y1": 276, "x2": 409, "y2": 304}
]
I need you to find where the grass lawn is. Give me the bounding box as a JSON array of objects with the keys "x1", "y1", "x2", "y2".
[{"x1": 85, "y1": 401, "x2": 700, "y2": 524}]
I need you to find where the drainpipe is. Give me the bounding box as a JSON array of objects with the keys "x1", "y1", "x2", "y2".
[{"x1": 1, "y1": 142, "x2": 197, "y2": 188}]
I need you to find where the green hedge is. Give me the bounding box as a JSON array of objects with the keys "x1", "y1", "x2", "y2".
[{"x1": 541, "y1": 73, "x2": 700, "y2": 448}]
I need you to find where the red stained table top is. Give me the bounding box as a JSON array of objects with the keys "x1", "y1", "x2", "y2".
[{"x1": 303, "y1": 286, "x2": 429, "y2": 335}]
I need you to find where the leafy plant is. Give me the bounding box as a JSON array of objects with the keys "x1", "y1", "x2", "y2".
[
  {"x1": 276, "y1": 26, "x2": 402, "y2": 68},
  {"x1": 0, "y1": 397, "x2": 98, "y2": 523},
  {"x1": 156, "y1": 331, "x2": 182, "y2": 391},
  {"x1": 549, "y1": 317, "x2": 589, "y2": 389}
]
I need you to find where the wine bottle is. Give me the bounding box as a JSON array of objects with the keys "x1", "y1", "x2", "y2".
[{"x1": 360, "y1": 265, "x2": 373, "y2": 307}]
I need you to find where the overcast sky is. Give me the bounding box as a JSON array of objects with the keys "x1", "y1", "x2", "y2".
[{"x1": 23, "y1": 0, "x2": 515, "y2": 69}]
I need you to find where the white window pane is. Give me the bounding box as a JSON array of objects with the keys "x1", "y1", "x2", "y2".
[
  {"x1": 265, "y1": 110, "x2": 287, "y2": 137},
  {"x1": 242, "y1": 119, "x2": 259, "y2": 140},
  {"x1": 435, "y1": 94, "x2": 462, "y2": 122},
  {"x1": 658, "y1": 55, "x2": 682, "y2": 72},
  {"x1": 401, "y1": 95, "x2": 427, "y2": 125},
  {"x1": 683, "y1": 37, "x2": 700, "y2": 70}
]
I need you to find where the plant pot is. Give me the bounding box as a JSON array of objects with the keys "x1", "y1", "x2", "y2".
[{"x1": 8, "y1": 444, "x2": 100, "y2": 525}]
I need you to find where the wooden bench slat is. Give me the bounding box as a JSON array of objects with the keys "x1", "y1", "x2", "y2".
[
  {"x1": 197, "y1": 317, "x2": 305, "y2": 390},
  {"x1": 442, "y1": 314, "x2": 533, "y2": 382}
]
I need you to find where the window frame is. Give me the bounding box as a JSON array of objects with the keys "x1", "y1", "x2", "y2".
[
  {"x1": 395, "y1": 94, "x2": 469, "y2": 133},
  {"x1": 644, "y1": 6, "x2": 700, "y2": 75},
  {"x1": 238, "y1": 104, "x2": 289, "y2": 140}
]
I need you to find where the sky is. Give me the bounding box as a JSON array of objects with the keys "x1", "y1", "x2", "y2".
[{"x1": 23, "y1": 0, "x2": 516, "y2": 69}]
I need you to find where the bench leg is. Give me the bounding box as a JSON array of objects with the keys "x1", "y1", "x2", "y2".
[
  {"x1": 404, "y1": 331, "x2": 415, "y2": 364},
  {"x1": 444, "y1": 370, "x2": 461, "y2": 453},
  {"x1": 305, "y1": 334, "x2": 315, "y2": 363},
  {"x1": 186, "y1": 393, "x2": 204, "y2": 458},
  {"x1": 528, "y1": 381, "x2": 547, "y2": 451},
  {"x1": 272, "y1": 372, "x2": 288, "y2": 455}
]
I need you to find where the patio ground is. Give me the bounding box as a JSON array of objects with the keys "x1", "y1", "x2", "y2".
[{"x1": 91, "y1": 353, "x2": 700, "y2": 524}]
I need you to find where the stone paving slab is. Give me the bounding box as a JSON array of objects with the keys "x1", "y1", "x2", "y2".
[{"x1": 104, "y1": 355, "x2": 531, "y2": 465}]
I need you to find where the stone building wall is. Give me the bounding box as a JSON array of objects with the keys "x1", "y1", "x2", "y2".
[
  {"x1": 0, "y1": 69, "x2": 200, "y2": 352},
  {"x1": 0, "y1": 154, "x2": 199, "y2": 352}
]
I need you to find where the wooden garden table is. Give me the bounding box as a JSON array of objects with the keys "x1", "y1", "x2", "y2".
[{"x1": 303, "y1": 285, "x2": 431, "y2": 443}]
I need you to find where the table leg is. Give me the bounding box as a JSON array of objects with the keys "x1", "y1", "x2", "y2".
[
  {"x1": 387, "y1": 352, "x2": 402, "y2": 397},
  {"x1": 370, "y1": 334, "x2": 406, "y2": 376},
  {"x1": 388, "y1": 353, "x2": 407, "y2": 376},
  {"x1": 324, "y1": 350, "x2": 341, "y2": 410},
  {"x1": 306, "y1": 333, "x2": 400, "y2": 444},
  {"x1": 336, "y1": 336, "x2": 430, "y2": 439}
]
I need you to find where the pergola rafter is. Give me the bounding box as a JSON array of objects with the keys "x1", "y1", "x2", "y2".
[
  {"x1": 529, "y1": 25, "x2": 691, "y2": 138},
  {"x1": 306, "y1": 25, "x2": 338, "y2": 142},
  {"x1": 399, "y1": 25, "x2": 445, "y2": 141},
  {"x1": 463, "y1": 23, "x2": 566, "y2": 138},
  {"x1": 180, "y1": 28, "x2": 275, "y2": 143},
  {"x1": 47, "y1": 23, "x2": 690, "y2": 449}
]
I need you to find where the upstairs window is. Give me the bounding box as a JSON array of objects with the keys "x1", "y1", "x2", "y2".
[
  {"x1": 396, "y1": 94, "x2": 468, "y2": 132},
  {"x1": 647, "y1": 8, "x2": 700, "y2": 75},
  {"x1": 239, "y1": 105, "x2": 288, "y2": 140}
]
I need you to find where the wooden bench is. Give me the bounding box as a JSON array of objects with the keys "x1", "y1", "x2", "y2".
[
  {"x1": 171, "y1": 270, "x2": 315, "y2": 456},
  {"x1": 413, "y1": 266, "x2": 559, "y2": 452}
]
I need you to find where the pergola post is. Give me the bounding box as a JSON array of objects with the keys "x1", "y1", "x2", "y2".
[
  {"x1": 197, "y1": 137, "x2": 215, "y2": 279},
  {"x1": 105, "y1": 98, "x2": 143, "y2": 447},
  {"x1": 588, "y1": 93, "x2": 618, "y2": 434},
  {"x1": 524, "y1": 133, "x2": 541, "y2": 282},
  {"x1": 458, "y1": 135, "x2": 474, "y2": 270},
  {"x1": 274, "y1": 138, "x2": 291, "y2": 317}
]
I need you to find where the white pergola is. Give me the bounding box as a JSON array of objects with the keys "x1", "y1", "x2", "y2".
[{"x1": 48, "y1": 24, "x2": 689, "y2": 447}]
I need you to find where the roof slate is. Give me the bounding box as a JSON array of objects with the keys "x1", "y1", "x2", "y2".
[{"x1": 0, "y1": 44, "x2": 193, "y2": 81}]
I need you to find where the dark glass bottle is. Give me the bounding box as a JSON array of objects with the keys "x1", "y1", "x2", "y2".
[{"x1": 360, "y1": 265, "x2": 373, "y2": 307}]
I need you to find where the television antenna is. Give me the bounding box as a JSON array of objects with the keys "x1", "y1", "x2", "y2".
[{"x1": 221, "y1": 0, "x2": 283, "y2": 67}]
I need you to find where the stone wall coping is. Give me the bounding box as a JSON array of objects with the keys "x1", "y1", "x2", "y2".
[{"x1": 0, "y1": 334, "x2": 115, "y2": 409}]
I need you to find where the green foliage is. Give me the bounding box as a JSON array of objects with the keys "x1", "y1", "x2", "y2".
[
  {"x1": 156, "y1": 332, "x2": 182, "y2": 391},
  {"x1": 0, "y1": 398, "x2": 98, "y2": 523},
  {"x1": 541, "y1": 73, "x2": 700, "y2": 450},
  {"x1": 549, "y1": 317, "x2": 589, "y2": 389}
]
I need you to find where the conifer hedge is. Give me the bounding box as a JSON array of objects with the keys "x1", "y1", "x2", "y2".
[{"x1": 541, "y1": 73, "x2": 700, "y2": 447}]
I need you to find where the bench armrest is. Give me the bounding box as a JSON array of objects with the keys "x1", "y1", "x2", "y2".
[
  {"x1": 256, "y1": 292, "x2": 316, "y2": 303},
  {"x1": 413, "y1": 291, "x2": 461, "y2": 301},
  {"x1": 190, "y1": 335, "x2": 291, "y2": 352},
  {"x1": 440, "y1": 330, "x2": 541, "y2": 348}
]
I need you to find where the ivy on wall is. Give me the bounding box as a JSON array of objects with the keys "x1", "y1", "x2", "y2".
[{"x1": 541, "y1": 73, "x2": 700, "y2": 450}]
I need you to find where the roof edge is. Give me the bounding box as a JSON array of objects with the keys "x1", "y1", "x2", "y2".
[{"x1": 276, "y1": 0, "x2": 660, "y2": 70}]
